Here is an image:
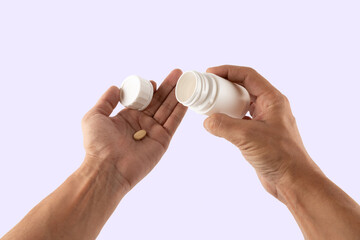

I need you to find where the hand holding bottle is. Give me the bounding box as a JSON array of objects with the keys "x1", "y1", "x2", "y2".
[
  {"x1": 203, "y1": 65, "x2": 360, "y2": 239},
  {"x1": 203, "y1": 65, "x2": 320, "y2": 198}
]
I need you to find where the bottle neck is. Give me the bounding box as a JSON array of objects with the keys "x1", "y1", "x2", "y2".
[{"x1": 176, "y1": 71, "x2": 218, "y2": 114}]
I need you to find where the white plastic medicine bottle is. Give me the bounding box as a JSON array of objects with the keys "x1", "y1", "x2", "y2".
[{"x1": 175, "y1": 71, "x2": 250, "y2": 119}]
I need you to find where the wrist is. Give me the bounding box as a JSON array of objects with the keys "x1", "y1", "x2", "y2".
[
  {"x1": 75, "y1": 154, "x2": 131, "y2": 197},
  {"x1": 275, "y1": 157, "x2": 360, "y2": 239},
  {"x1": 275, "y1": 158, "x2": 325, "y2": 206}
]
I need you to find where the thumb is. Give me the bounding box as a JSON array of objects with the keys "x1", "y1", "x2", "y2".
[{"x1": 203, "y1": 113, "x2": 255, "y2": 145}]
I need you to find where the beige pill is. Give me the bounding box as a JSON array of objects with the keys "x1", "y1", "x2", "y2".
[{"x1": 133, "y1": 129, "x2": 147, "y2": 141}]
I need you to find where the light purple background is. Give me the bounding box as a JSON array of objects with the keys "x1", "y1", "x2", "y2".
[{"x1": 1, "y1": 1, "x2": 359, "y2": 239}]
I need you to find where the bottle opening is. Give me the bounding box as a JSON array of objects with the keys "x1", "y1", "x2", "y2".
[{"x1": 175, "y1": 71, "x2": 198, "y2": 104}]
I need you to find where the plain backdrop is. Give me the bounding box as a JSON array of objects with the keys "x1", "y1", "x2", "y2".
[{"x1": 1, "y1": 0, "x2": 359, "y2": 239}]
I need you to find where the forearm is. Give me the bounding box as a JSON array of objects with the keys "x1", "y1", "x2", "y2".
[
  {"x1": 2, "y1": 156, "x2": 129, "y2": 240},
  {"x1": 277, "y1": 160, "x2": 360, "y2": 240}
]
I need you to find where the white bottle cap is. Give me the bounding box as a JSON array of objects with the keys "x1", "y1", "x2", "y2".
[{"x1": 119, "y1": 75, "x2": 153, "y2": 111}]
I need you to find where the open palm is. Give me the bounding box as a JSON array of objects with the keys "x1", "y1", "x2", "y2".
[{"x1": 82, "y1": 69, "x2": 187, "y2": 189}]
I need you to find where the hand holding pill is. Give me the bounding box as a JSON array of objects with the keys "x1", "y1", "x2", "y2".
[{"x1": 81, "y1": 69, "x2": 187, "y2": 190}]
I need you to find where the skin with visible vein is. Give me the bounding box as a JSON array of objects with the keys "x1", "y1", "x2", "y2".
[{"x1": 203, "y1": 65, "x2": 360, "y2": 240}]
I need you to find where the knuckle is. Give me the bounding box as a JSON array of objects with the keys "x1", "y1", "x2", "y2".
[
  {"x1": 281, "y1": 94, "x2": 291, "y2": 106},
  {"x1": 286, "y1": 114, "x2": 296, "y2": 125},
  {"x1": 273, "y1": 91, "x2": 284, "y2": 100},
  {"x1": 81, "y1": 111, "x2": 94, "y2": 124},
  {"x1": 283, "y1": 94, "x2": 290, "y2": 103},
  {"x1": 267, "y1": 91, "x2": 288, "y2": 105},
  {"x1": 81, "y1": 113, "x2": 90, "y2": 123},
  {"x1": 278, "y1": 111, "x2": 296, "y2": 126},
  {"x1": 244, "y1": 66, "x2": 256, "y2": 73},
  {"x1": 278, "y1": 94, "x2": 288, "y2": 104},
  {"x1": 244, "y1": 67, "x2": 259, "y2": 76}
]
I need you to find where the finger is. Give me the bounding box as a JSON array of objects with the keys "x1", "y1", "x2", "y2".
[
  {"x1": 249, "y1": 102, "x2": 256, "y2": 117},
  {"x1": 153, "y1": 88, "x2": 178, "y2": 125},
  {"x1": 163, "y1": 103, "x2": 187, "y2": 136},
  {"x1": 91, "y1": 86, "x2": 119, "y2": 116},
  {"x1": 203, "y1": 113, "x2": 256, "y2": 145},
  {"x1": 143, "y1": 69, "x2": 182, "y2": 116},
  {"x1": 206, "y1": 65, "x2": 278, "y2": 97},
  {"x1": 150, "y1": 80, "x2": 157, "y2": 92},
  {"x1": 250, "y1": 93, "x2": 257, "y2": 103}
]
